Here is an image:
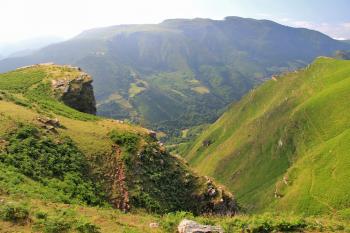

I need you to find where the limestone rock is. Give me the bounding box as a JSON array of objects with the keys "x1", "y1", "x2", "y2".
[
  {"x1": 37, "y1": 116, "x2": 60, "y2": 127},
  {"x1": 199, "y1": 176, "x2": 237, "y2": 216},
  {"x1": 149, "y1": 222, "x2": 159, "y2": 228},
  {"x1": 147, "y1": 130, "x2": 157, "y2": 139},
  {"x1": 178, "y1": 219, "x2": 223, "y2": 233},
  {"x1": 51, "y1": 71, "x2": 96, "y2": 114}
]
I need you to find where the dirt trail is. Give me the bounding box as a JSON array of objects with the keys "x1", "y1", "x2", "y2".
[{"x1": 108, "y1": 145, "x2": 130, "y2": 211}]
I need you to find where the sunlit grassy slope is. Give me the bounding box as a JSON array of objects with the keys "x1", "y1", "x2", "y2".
[
  {"x1": 0, "y1": 65, "x2": 145, "y2": 154},
  {"x1": 0, "y1": 65, "x2": 162, "y2": 232},
  {"x1": 184, "y1": 57, "x2": 350, "y2": 217},
  {"x1": 0, "y1": 65, "x2": 242, "y2": 232},
  {"x1": 1, "y1": 60, "x2": 350, "y2": 232}
]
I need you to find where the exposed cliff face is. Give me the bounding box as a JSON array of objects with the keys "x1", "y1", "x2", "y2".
[{"x1": 51, "y1": 68, "x2": 96, "y2": 114}]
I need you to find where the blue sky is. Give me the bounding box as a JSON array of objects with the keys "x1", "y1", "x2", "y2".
[
  {"x1": 194, "y1": 0, "x2": 350, "y2": 39},
  {"x1": 219, "y1": 0, "x2": 350, "y2": 23},
  {"x1": 0, "y1": 0, "x2": 349, "y2": 43}
]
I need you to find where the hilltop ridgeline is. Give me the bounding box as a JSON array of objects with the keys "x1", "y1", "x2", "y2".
[{"x1": 17, "y1": 63, "x2": 97, "y2": 114}]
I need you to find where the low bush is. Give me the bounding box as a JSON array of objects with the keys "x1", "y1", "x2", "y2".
[
  {"x1": 217, "y1": 214, "x2": 308, "y2": 233},
  {"x1": 0, "y1": 203, "x2": 30, "y2": 224},
  {"x1": 33, "y1": 210, "x2": 76, "y2": 233},
  {"x1": 126, "y1": 142, "x2": 201, "y2": 214},
  {"x1": 76, "y1": 221, "x2": 101, "y2": 233},
  {"x1": 33, "y1": 210, "x2": 100, "y2": 233},
  {"x1": 109, "y1": 130, "x2": 140, "y2": 153},
  {"x1": 38, "y1": 217, "x2": 73, "y2": 233},
  {"x1": 35, "y1": 211, "x2": 48, "y2": 220},
  {"x1": 0, "y1": 125, "x2": 106, "y2": 206}
]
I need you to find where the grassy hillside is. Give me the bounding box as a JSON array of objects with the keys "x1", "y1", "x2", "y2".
[
  {"x1": 0, "y1": 63, "x2": 349, "y2": 232},
  {"x1": 184, "y1": 57, "x2": 350, "y2": 218},
  {"x1": 0, "y1": 64, "x2": 241, "y2": 232},
  {"x1": 1, "y1": 17, "x2": 350, "y2": 140}
]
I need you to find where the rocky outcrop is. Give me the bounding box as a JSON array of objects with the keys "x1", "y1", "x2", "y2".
[
  {"x1": 178, "y1": 219, "x2": 223, "y2": 233},
  {"x1": 51, "y1": 70, "x2": 96, "y2": 114},
  {"x1": 197, "y1": 176, "x2": 237, "y2": 216},
  {"x1": 37, "y1": 116, "x2": 60, "y2": 133}
]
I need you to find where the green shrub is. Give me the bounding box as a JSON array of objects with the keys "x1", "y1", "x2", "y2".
[
  {"x1": 76, "y1": 222, "x2": 101, "y2": 233},
  {"x1": 1, "y1": 125, "x2": 87, "y2": 180},
  {"x1": 0, "y1": 203, "x2": 30, "y2": 224},
  {"x1": 125, "y1": 142, "x2": 202, "y2": 214},
  {"x1": 34, "y1": 210, "x2": 76, "y2": 233},
  {"x1": 0, "y1": 125, "x2": 106, "y2": 206},
  {"x1": 40, "y1": 217, "x2": 73, "y2": 233},
  {"x1": 131, "y1": 191, "x2": 161, "y2": 213},
  {"x1": 35, "y1": 211, "x2": 48, "y2": 220},
  {"x1": 206, "y1": 214, "x2": 310, "y2": 233},
  {"x1": 34, "y1": 211, "x2": 101, "y2": 233},
  {"x1": 109, "y1": 130, "x2": 140, "y2": 153}
]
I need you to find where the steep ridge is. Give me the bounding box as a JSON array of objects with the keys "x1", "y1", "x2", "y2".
[
  {"x1": 0, "y1": 64, "x2": 237, "y2": 216},
  {"x1": 184, "y1": 57, "x2": 350, "y2": 217},
  {"x1": 0, "y1": 17, "x2": 349, "y2": 138}
]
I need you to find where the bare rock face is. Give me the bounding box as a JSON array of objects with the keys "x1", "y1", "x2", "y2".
[
  {"x1": 197, "y1": 176, "x2": 237, "y2": 216},
  {"x1": 51, "y1": 71, "x2": 96, "y2": 114},
  {"x1": 178, "y1": 219, "x2": 223, "y2": 233}
]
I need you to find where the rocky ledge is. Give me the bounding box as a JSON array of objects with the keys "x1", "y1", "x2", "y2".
[{"x1": 51, "y1": 67, "x2": 96, "y2": 114}]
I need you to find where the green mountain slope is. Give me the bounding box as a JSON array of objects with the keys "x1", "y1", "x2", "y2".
[
  {"x1": 184, "y1": 57, "x2": 350, "y2": 217},
  {"x1": 0, "y1": 64, "x2": 238, "y2": 230},
  {"x1": 1, "y1": 17, "x2": 350, "y2": 139},
  {"x1": 0, "y1": 64, "x2": 349, "y2": 233}
]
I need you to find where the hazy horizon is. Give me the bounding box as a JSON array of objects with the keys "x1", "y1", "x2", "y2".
[{"x1": 1, "y1": 0, "x2": 350, "y2": 45}]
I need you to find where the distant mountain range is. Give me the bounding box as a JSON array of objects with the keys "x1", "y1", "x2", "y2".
[
  {"x1": 0, "y1": 36, "x2": 64, "y2": 59},
  {"x1": 1, "y1": 16, "x2": 349, "y2": 138},
  {"x1": 184, "y1": 57, "x2": 350, "y2": 216}
]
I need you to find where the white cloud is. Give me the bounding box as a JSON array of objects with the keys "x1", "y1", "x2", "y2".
[
  {"x1": 342, "y1": 22, "x2": 350, "y2": 29},
  {"x1": 275, "y1": 18, "x2": 350, "y2": 40},
  {"x1": 279, "y1": 18, "x2": 292, "y2": 22},
  {"x1": 256, "y1": 13, "x2": 272, "y2": 18},
  {"x1": 290, "y1": 21, "x2": 314, "y2": 28}
]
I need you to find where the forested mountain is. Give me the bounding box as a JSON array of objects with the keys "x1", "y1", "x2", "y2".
[{"x1": 1, "y1": 17, "x2": 349, "y2": 138}]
